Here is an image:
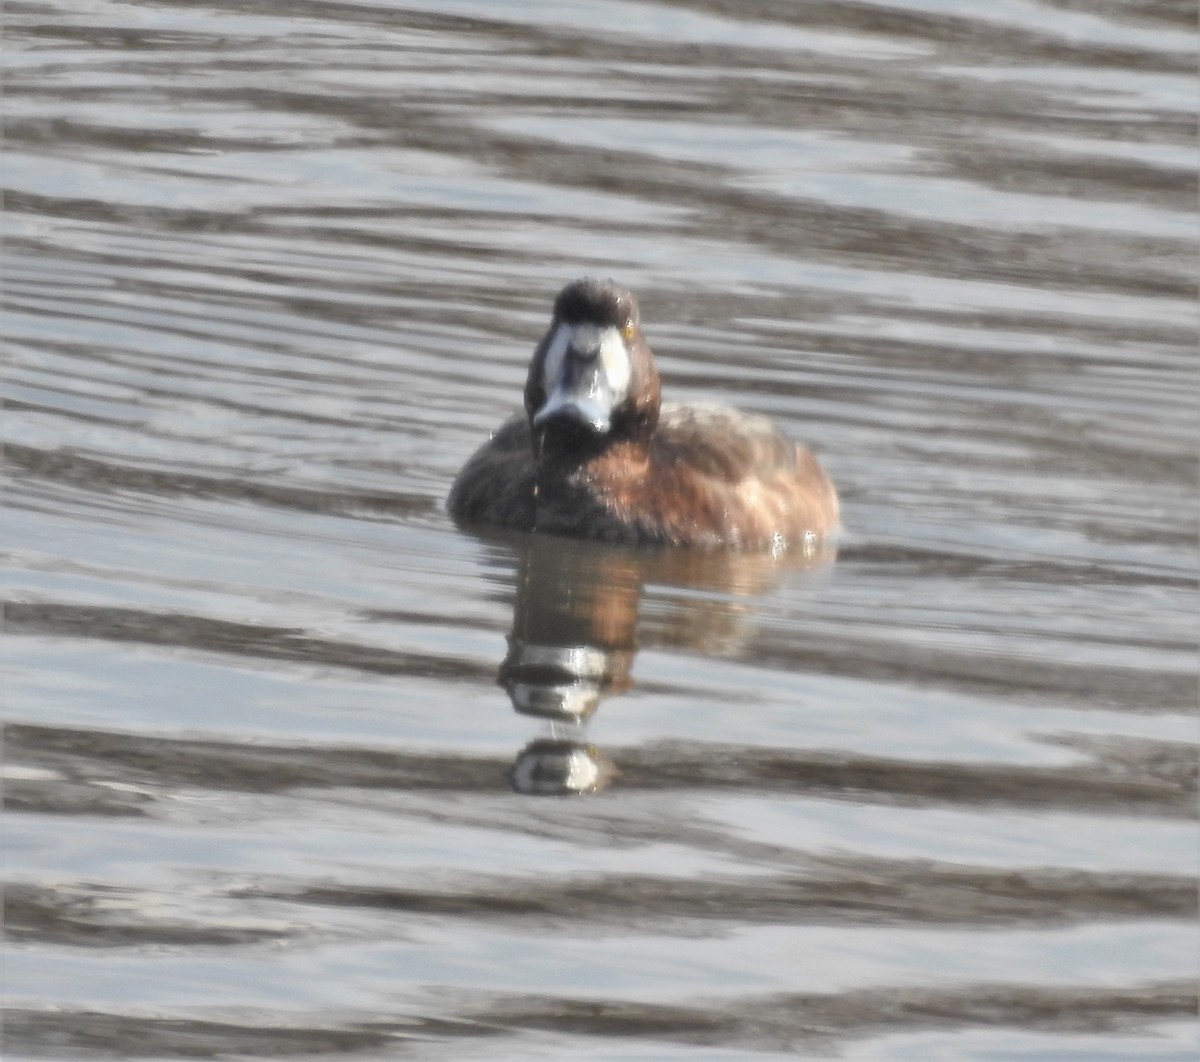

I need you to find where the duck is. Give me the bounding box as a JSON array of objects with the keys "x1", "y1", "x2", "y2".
[{"x1": 448, "y1": 278, "x2": 838, "y2": 550}]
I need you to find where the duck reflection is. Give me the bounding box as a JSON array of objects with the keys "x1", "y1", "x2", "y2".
[{"x1": 490, "y1": 534, "x2": 835, "y2": 795}]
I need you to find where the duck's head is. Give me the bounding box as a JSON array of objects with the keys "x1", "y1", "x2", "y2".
[{"x1": 524, "y1": 278, "x2": 661, "y2": 457}]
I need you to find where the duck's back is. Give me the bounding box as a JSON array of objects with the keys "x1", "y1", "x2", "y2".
[
  {"x1": 655, "y1": 403, "x2": 805, "y2": 485},
  {"x1": 624, "y1": 403, "x2": 838, "y2": 548}
]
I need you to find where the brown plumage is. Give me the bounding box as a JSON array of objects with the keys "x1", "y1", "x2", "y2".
[{"x1": 448, "y1": 279, "x2": 839, "y2": 550}]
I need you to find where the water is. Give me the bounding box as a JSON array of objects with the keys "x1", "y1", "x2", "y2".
[{"x1": 3, "y1": 0, "x2": 1197, "y2": 1058}]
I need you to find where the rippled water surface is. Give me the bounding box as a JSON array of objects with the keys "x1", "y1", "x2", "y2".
[{"x1": 4, "y1": 1, "x2": 1197, "y2": 1058}]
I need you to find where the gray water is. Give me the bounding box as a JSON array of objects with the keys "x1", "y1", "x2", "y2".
[{"x1": 3, "y1": 1, "x2": 1197, "y2": 1059}]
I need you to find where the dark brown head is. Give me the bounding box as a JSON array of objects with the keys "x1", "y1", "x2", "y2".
[{"x1": 524, "y1": 279, "x2": 661, "y2": 459}]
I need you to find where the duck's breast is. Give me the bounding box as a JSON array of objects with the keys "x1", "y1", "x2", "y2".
[{"x1": 447, "y1": 415, "x2": 537, "y2": 531}]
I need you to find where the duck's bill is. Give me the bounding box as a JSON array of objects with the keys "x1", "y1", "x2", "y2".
[{"x1": 533, "y1": 386, "x2": 613, "y2": 433}]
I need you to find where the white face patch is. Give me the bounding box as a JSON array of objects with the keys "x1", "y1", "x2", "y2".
[
  {"x1": 535, "y1": 322, "x2": 632, "y2": 433},
  {"x1": 540, "y1": 322, "x2": 572, "y2": 396},
  {"x1": 595, "y1": 325, "x2": 632, "y2": 398}
]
